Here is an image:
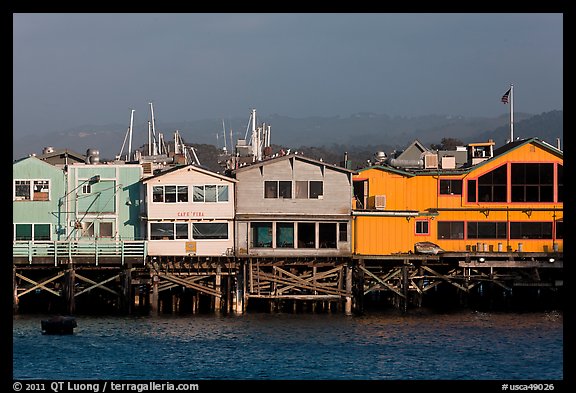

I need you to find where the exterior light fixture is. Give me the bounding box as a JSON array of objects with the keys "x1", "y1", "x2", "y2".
[{"x1": 479, "y1": 257, "x2": 485, "y2": 263}]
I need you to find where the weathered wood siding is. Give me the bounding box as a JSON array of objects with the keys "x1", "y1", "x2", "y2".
[{"x1": 235, "y1": 157, "x2": 353, "y2": 216}]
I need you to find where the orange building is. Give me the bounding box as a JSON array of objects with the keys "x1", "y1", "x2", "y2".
[{"x1": 352, "y1": 137, "x2": 563, "y2": 255}]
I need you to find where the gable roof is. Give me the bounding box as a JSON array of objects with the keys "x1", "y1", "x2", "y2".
[
  {"x1": 13, "y1": 155, "x2": 66, "y2": 172},
  {"x1": 232, "y1": 153, "x2": 357, "y2": 175},
  {"x1": 141, "y1": 163, "x2": 238, "y2": 183}
]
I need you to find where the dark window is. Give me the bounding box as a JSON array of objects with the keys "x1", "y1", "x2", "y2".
[
  {"x1": 467, "y1": 179, "x2": 477, "y2": 203},
  {"x1": 467, "y1": 222, "x2": 507, "y2": 239},
  {"x1": 150, "y1": 223, "x2": 174, "y2": 240},
  {"x1": 297, "y1": 222, "x2": 316, "y2": 248},
  {"x1": 310, "y1": 181, "x2": 323, "y2": 199},
  {"x1": 276, "y1": 222, "x2": 294, "y2": 248},
  {"x1": 440, "y1": 179, "x2": 462, "y2": 195},
  {"x1": 416, "y1": 220, "x2": 429, "y2": 235},
  {"x1": 15, "y1": 224, "x2": 32, "y2": 240},
  {"x1": 192, "y1": 223, "x2": 227, "y2": 240},
  {"x1": 510, "y1": 222, "x2": 553, "y2": 239},
  {"x1": 437, "y1": 221, "x2": 464, "y2": 239},
  {"x1": 556, "y1": 221, "x2": 563, "y2": 240},
  {"x1": 164, "y1": 186, "x2": 177, "y2": 203},
  {"x1": 278, "y1": 181, "x2": 292, "y2": 198},
  {"x1": 319, "y1": 223, "x2": 337, "y2": 248},
  {"x1": 338, "y1": 222, "x2": 348, "y2": 242},
  {"x1": 264, "y1": 181, "x2": 278, "y2": 198},
  {"x1": 511, "y1": 163, "x2": 554, "y2": 202},
  {"x1": 478, "y1": 165, "x2": 507, "y2": 202},
  {"x1": 252, "y1": 222, "x2": 272, "y2": 247},
  {"x1": 15, "y1": 180, "x2": 31, "y2": 200}
]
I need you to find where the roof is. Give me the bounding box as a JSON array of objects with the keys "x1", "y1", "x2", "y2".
[
  {"x1": 142, "y1": 163, "x2": 238, "y2": 183},
  {"x1": 355, "y1": 137, "x2": 562, "y2": 178},
  {"x1": 232, "y1": 153, "x2": 358, "y2": 175},
  {"x1": 493, "y1": 137, "x2": 563, "y2": 158},
  {"x1": 36, "y1": 148, "x2": 86, "y2": 163}
]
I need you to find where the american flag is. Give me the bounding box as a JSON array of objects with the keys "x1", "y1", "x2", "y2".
[{"x1": 501, "y1": 88, "x2": 511, "y2": 104}]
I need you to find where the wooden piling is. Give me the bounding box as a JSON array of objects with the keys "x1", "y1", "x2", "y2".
[{"x1": 65, "y1": 268, "x2": 75, "y2": 315}]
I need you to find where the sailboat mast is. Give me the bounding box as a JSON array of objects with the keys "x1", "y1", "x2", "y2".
[{"x1": 128, "y1": 109, "x2": 135, "y2": 162}]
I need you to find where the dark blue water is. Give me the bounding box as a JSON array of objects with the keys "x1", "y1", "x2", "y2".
[{"x1": 13, "y1": 310, "x2": 563, "y2": 380}]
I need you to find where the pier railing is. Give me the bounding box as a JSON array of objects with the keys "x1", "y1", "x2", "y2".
[{"x1": 13, "y1": 240, "x2": 147, "y2": 265}]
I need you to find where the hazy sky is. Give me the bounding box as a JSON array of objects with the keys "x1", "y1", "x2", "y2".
[{"x1": 13, "y1": 13, "x2": 563, "y2": 136}]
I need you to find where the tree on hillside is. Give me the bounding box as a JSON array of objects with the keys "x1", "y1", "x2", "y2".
[{"x1": 430, "y1": 137, "x2": 464, "y2": 151}]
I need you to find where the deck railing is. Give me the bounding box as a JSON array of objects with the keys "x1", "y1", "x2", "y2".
[{"x1": 13, "y1": 240, "x2": 147, "y2": 265}]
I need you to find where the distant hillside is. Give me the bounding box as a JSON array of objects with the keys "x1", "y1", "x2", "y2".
[
  {"x1": 475, "y1": 110, "x2": 563, "y2": 148},
  {"x1": 13, "y1": 111, "x2": 562, "y2": 166}
]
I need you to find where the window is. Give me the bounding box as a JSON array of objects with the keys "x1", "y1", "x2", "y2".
[
  {"x1": 14, "y1": 223, "x2": 51, "y2": 241},
  {"x1": 319, "y1": 223, "x2": 337, "y2": 248},
  {"x1": 556, "y1": 221, "x2": 563, "y2": 240},
  {"x1": 415, "y1": 220, "x2": 429, "y2": 235},
  {"x1": 338, "y1": 222, "x2": 348, "y2": 242},
  {"x1": 467, "y1": 222, "x2": 507, "y2": 239},
  {"x1": 152, "y1": 185, "x2": 188, "y2": 203},
  {"x1": 99, "y1": 222, "x2": 114, "y2": 238},
  {"x1": 478, "y1": 165, "x2": 507, "y2": 202},
  {"x1": 192, "y1": 223, "x2": 228, "y2": 240},
  {"x1": 14, "y1": 180, "x2": 50, "y2": 201},
  {"x1": 276, "y1": 222, "x2": 294, "y2": 248},
  {"x1": 150, "y1": 222, "x2": 189, "y2": 240},
  {"x1": 297, "y1": 222, "x2": 316, "y2": 248},
  {"x1": 295, "y1": 181, "x2": 308, "y2": 199},
  {"x1": 511, "y1": 163, "x2": 554, "y2": 202},
  {"x1": 467, "y1": 180, "x2": 477, "y2": 203},
  {"x1": 440, "y1": 179, "x2": 462, "y2": 195},
  {"x1": 15, "y1": 180, "x2": 31, "y2": 200},
  {"x1": 251, "y1": 222, "x2": 272, "y2": 248},
  {"x1": 310, "y1": 181, "x2": 323, "y2": 199},
  {"x1": 510, "y1": 222, "x2": 553, "y2": 239},
  {"x1": 193, "y1": 185, "x2": 228, "y2": 202},
  {"x1": 80, "y1": 221, "x2": 95, "y2": 238},
  {"x1": 264, "y1": 181, "x2": 292, "y2": 198},
  {"x1": 82, "y1": 184, "x2": 92, "y2": 194},
  {"x1": 437, "y1": 221, "x2": 464, "y2": 239}
]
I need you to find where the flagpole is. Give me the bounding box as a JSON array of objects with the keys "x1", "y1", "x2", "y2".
[{"x1": 510, "y1": 84, "x2": 514, "y2": 142}]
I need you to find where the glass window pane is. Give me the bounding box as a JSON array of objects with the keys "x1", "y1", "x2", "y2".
[
  {"x1": 193, "y1": 186, "x2": 204, "y2": 202},
  {"x1": 264, "y1": 181, "x2": 277, "y2": 198},
  {"x1": 319, "y1": 223, "x2": 337, "y2": 248},
  {"x1": 176, "y1": 223, "x2": 188, "y2": 239},
  {"x1": 218, "y1": 185, "x2": 229, "y2": 202},
  {"x1": 205, "y1": 185, "x2": 217, "y2": 202},
  {"x1": 297, "y1": 222, "x2": 316, "y2": 248},
  {"x1": 339, "y1": 222, "x2": 348, "y2": 242},
  {"x1": 310, "y1": 181, "x2": 323, "y2": 199},
  {"x1": 251, "y1": 222, "x2": 272, "y2": 247},
  {"x1": 165, "y1": 186, "x2": 177, "y2": 203},
  {"x1": 99, "y1": 222, "x2": 113, "y2": 237},
  {"x1": 295, "y1": 181, "x2": 308, "y2": 199},
  {"x1": 276, "y1": 222, "x2": 294, "y2": 248},
  {"x1": 151, "y1": 223, "x2": 174, "y2": 240},
  {"x1": 177, "y1": 186, "x2": 188, "y2": 202},
  {"x1": 467, "y1": 180, "x2": 476, "y2": 203},
  {"x1": 279, "y1": 181, "x2": 292, "y2": 198},
  {"x1": 153, "y1": 186, "x2": 164, "y2": 202},
  {"x1": 15, "y1": 180, "x2": 31, "y2": 200},
  {"x1": 15, "y1": 224, "x2": 32, "y2": 240},
  {"x1": 193, "y1": 223, "x2": 227, "y2": 239}
]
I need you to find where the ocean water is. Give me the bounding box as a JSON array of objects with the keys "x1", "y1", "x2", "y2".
[{"x1": 12, "y1": 310, "x2": 563, "y2": 381}]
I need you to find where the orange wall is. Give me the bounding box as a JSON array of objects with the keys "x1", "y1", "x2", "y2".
[{"x1": 353, "y1": 141, "x2": 563, "y2": 255}]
